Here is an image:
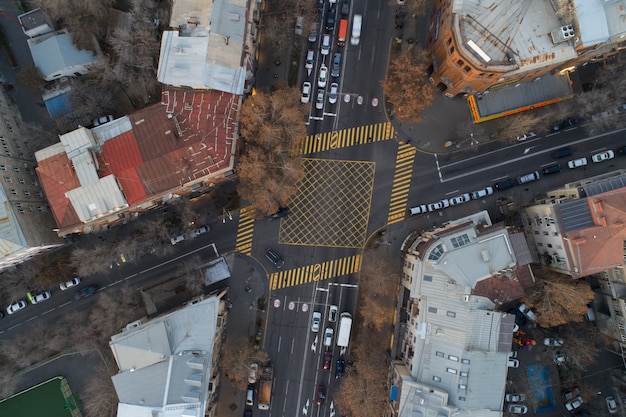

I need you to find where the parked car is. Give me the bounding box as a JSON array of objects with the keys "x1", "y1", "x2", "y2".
[
  {"x1": 567, "y1": 157, "x2": 587, "y2": 169},
  {"x1": 75, "y1": 284, "x2": 98, "y2": 300},
  {"x1": 321, "y1": 34, "x2": 331, "y2": 55},
  {"x1": 93, "y1": 115, "x2": 114, "y2": 127},
  {"x1": 449, "y1": 193, "x2": 470, "y2": 205},
  {"x1": 265, "y1": 248, "x2": 285, "y2": 268},
  {"x1": 312, "y1": 311, "x2": 321, "y2": 332},
  {"x1": 507, "y1": 404, "x2": 527, "y2": 414},
  {"x1": 305, "y1": 49, "x2": 314, "y2": 70},
  {"x1": 508, "y1": 351, "x2": 517, "y2": 359},
  {"x1": 331, "y1": 53, "x2": 341, "y2": 78},
  {"x1": 335, "y1": 358, "x2": 345, "y2": 379},
  {"x1": 6, "y1": 300, "x2": 27, "y2": 315},
  {"x1": 325, "y1": 9, "x2": 336, "y2": 30},
  {"x1": 329, "y1": 305, "x2": 338, "y2": 322},
  {"x1": 27, "y1": 291, "x2": 51, "y2": 304},
  {"x1": 318, "y1": 65, "x2": 328, "y2": 87},
  {"x1": 542, "y1": 163, "x2": 562, "y2": 175},
  {"x1": 323, "y1": 350, "x2": 332, "y2": 370},
  {"x1": 192, "y1": 226, "x2": 210, "y2": 237},
  {"x1": 470, "y1": 186, "x2": 493, "y2": 199},
  {"x1": 316, "y1": 385, "x2": 326, "y2": 406},
  {"x1": 553, "y1": 351, "x2": 567, "y2": 365},
  {"x1": 495, "y1": 178, "x2": 517, "y2": 190},
  {"x1": 301, "y1": 82, "x2": 311, "y2": 103},
  {"x1": 170, "y1": 235, "x2": 186, "y2": 245},
  {"x1": 308, "y1": 23, "x2": 318, "y2": 43},
  {"x1": 60, "y1": 276, "x2": 81, "y2": 291},
  {"x1": 505, "y1": 393, "x2": 525, "y2": 402},
  {"x1": 516, "y1": 132, "x2": 536, "y2": 141},
  {"x1": 427, "y1": 199, "x2": 449, "y2": 212},
  {"x1": 565, "y1": 395, "x2": 583, "y2": 411},
  {"x1": 507, "y1": 358, "x2": 519, "y2": 368},
  {"x1": 592, "y1": 150, "x2": 615, "y2": 163},
  {"x1": 618, "y1": 145, "x2": 626, "y2": 155},
  {"x1": 543, "y1": 337, "x2": 564, "y2": 347},
  {"x1": 606, "y1": 396, "x2": 618, "y2": 414},
  {"x1": 328, "y1": 83, "x2": 338, "y2": 104},
  {"x1": 517, "y1": 303, "x2": 537, "y2": 321},
  {"x1": 248, "y1": 363, "x2": 259, "y2": 383},
  {"x1": 409, "y1": 205, "x2": 427, "y2": 215},
  {"x1": 551, "y1": 117, "x2": 584, "y2": 131},
  {"x1": 517, "y1": 171, "x2": 540, "y2": 184},
  {"x1": 316, "y1": 89, "x2": 324, "y2": 110}
]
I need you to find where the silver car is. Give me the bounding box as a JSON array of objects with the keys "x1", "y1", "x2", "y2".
[
  {"x1": 427, "y1": 199, "x2": 450, "y2": 212},
  {"x1": 7, "y1": 300, "x2": 27, "y2": 315},
  {"x1": 316, "y1": 89, "x2": 324, "y2": 110},
  {"x1": 449, "y1": 193, "x2": 470, "y2": 205}
]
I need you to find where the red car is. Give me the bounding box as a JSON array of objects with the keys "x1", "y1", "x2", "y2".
[
  {"x1": 316, "y1": 385, "x2": 326, "y2": 406},
  {"x1": 323, "y1": 351, "x2": 332, "y2": 371}
]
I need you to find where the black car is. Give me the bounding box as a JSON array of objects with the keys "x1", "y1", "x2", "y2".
[
  {"x1": 269, "y1": 207, "x2": 289, "y2": 220},
  {"x1": 75, "y1": 284, "x2": 99, "y2": 300},
  {"x1": 325, "y1": 10, "x2": 336, "y2": 30},
  {"x1": 542, "y1": 163, "x2": 562, "y2": 175},
  {"x1": 335, "y1": 359, "x2": 345, "y2": 379},
  {"x1": 265, "y1": 248, "x2": 285, "y2": 268},
  {"x1": 618, "y1": 145, "x2": 626, "y2": 155},
  {"x1": 494, "y1": 178, "x2": 517, "y2": 190},
  {"x1": 331, "y1": 53, "x2": 341, "y2": 78},
  {"x1": 551, "y1": 147, "x2": 573, "y2": 158},
  {"x1": 340, "y1": 0, "x2": 350, "y2": 18},
  {"x1": 551, "y1": 117, "x2": 584, "y2": 131}
]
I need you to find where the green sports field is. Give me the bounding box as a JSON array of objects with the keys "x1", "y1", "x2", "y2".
[{"x1": 0, "y1": 376, "x2": 81, "y2": 417}]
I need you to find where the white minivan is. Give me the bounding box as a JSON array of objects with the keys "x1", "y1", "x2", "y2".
[{"x1": 351, "y1": 14, "x2": 362, "y2": 45}]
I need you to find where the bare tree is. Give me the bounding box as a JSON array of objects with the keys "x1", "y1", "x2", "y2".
[
  {"x1": 382, "y1": 48, "x2": 436, "y2": 122},
  {"x1": 33, "y1": 251, "x2": 75, "y2": 289},
  {"x1": 81, "y1": 362, "x2": 118, "y2": 417},
  {"x1": 558, "y1": 323, "x2": 600, "y2": 371},
  {"x1": 358, "y1": 251, "x2": 399, "y2": 331},
  {"x1": 398, "y1": 0, "x2": 431, "y2": 18},
  {"x1": 220, "y1": 337, "x2": 270, "y2": 392},
  {"x1": 489, "y1": 112, "x2": 548, "y2": 142},
  {"x1": 16, "y1": 65, "x2": 47, "y2": 92}
]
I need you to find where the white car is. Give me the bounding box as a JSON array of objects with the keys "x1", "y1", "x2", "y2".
[
  {"x1": 248, "y1": 363, "x2": 259, "y2": 384},
  {"x1": 543, "y1": 337, "x2": 564, "y2": 347},
  {"x1": 170, "y1": 235, "x2": 186, "y2": 245},
  {"x1": 323, "y1": 327, "x2": 334, "y2": 347},
  {"x1": 318, "y1": 65, "x2": 328, "y2": 87},
  {"x1": 315, "y1": 89, "x2": 324, "y2": 110},
  {"x1": 507, "y1": 404, "x2": 527, "y2": 414},
  {"x1": 449, "y1": 193, "x2": 470, "y2": 205},
  {"x1": 312, "y1": 311, "x2": 322, "y2": 332},
  {"x1": 28, "y1": 291, "x2": 51, "y2": 304},
  {"x1": 565, "y1": 396, "x2": 583, "y2": 411},
  {"x1": 518, "y1": 303, "x2": 537, "y2": 321},
  {"x1": 60, "y1": 276, "x2": 81, "y2": 291},
  {"x1": 508, "y1": 351, "x2": 517, "y2": 359},
  {"x1": 192, "y1": 226, "x2": 210, "y2": 237},
  {"x1": 470, "y1": 186, "x2": 493, "y2": 199},
  {"x1": 409, "y1": 205, "x2": 427, "y2": 215},
  {"x1": 329, "y1": 305, "x2": 338, "y2": 322},
  {"x1": 321, "y1": 34, "x2": 331, "y2": 55},
  {"x1": 93, "y1": 115, "x2": 114, "y2": 127},
  {"x1": 507, "y1": 358, "x2": 519, "y2": 368},
  {"x1": 592, "y1": 150, "x2": 615, "y2": 163},
  {"x1": 427, "y1": 199, "x2": 449, "y2": 212},
  {"x1": 328, "y1": 83, "x2": 338, "y2": 104},
  {"x1": 567, "y1": 157, "x2": 587, "y2": 169},
  {"x1": 516, "y1": 132, "x2": 536, "y2": 141},
  {"x1": 505, "y1": 393, "x2": 525, "y2": 402},
  {"x1": 7, "y1": 300, "x2": 27, "y2": 315},
  {"x1": 301, "y1": 82, "x2": 311, "y2": 103},
  {"x1": 606, "y1": 396, "x2": 618, "y2": 414}
]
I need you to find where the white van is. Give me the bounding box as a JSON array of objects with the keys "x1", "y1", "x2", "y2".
[
  {"x1": 351, "y1": 15, "x2": 362, "y2": 46},
  {"x1": 517, "y1": 171, "x2": 540, "y2": 185},
  {"x1": 246, "y1": 385, "x2": 254, "y2": 406}
]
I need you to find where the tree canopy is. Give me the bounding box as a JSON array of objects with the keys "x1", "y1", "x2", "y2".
[
  {"x1": 237, "y1": 86, "x2": 307, "y2": 214},
  {"x1": 382, "y1": 48, "x2": 436, "y2": 122}
]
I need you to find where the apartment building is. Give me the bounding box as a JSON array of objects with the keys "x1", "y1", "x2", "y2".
[
  {"x1": 428, "y1": 0, "x2": 626, "y2": 98},
  {"x1": 391, "y1": 212, "x2": 533, "y2": 417}
]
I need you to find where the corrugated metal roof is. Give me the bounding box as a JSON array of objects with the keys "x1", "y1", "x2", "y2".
[
  {"x1": 27, "y1": 29, "x2": 97, "y2": 79},
  {"x1": 557, "y1": 199, "x2": 594, "y2": 233},
  {"x1": 509, "y1": 232, "x2": 533, "y2": 265},
  {"x1": 66, "y1": 175, "x2": 128, "y2": 222},
  {"x1": 580, "y1": 174, "x2": 626, "y2": 197}
]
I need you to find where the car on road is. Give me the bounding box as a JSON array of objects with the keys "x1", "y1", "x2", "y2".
[
  {"x1": 27, "y1": 291, "x2": 51, "y2": 304},
  {"x1": 542, "y1": 163, "x2": 562, "y2": 175},
  {"x1": 323, "y1": 327, "x2": 334, "y2": 347},
  {"x1": 325, "y1": 9, "x2": 336, "y2": 30},
  {"x1": 318, "y1": 65, "x2": 328, "y2": 87},
  {"x1": 351, "y1": 14, "x2": 362, "y2": 45},
  {"x1": 7, "y1": 300, "x2": 27, "y2": 315},
  {"x1": 323, "y1": 350, "x2": 332, "y2": 370},
  {"x1": 543, "y1": 337, "x2": 564, "y2": 347},
  {"x1": 316, "y1": 385, "x2": 326, "y2": 406},
  {"x1": 341, "y1": 0, "x2": 350, "y2": 17},
  {"x1": 551, "y1": 147, "x2": 574, "y2": 158},
  {"x1": 565, "y1": 395, "x2": 583, "y2": 411},
  {"x1": 449, "y1": 193, "x2": 470, "y2": 205},
  {"x1": 331, "y1": 53, "x2": 341, "y2": 78},
  {"x1": 248, "y1": 363, "x2": 258, "y2": 383},
  {"x1": 606, "y1": 396, "x2": 618, "y2": 414},
  {"x1": 328, "y1": 83, "x2": 338, "y2": 104},
  {"x1": 301, "y1": 82, "x2": 311, "y2": 103},
  {"x1": 170, "y1": 235, "x2": 185, "y2": 245},
  {"x1": 409, "y1": 204, "x2": 427, "y2": 215},
  {"x1": 312, "y1": 311, "x2": 321, "y2": 332},
  {"x1": 495, "y1": 178, "x2": 517, "y2": 190},
  {"x1": 505, "y1": 393, "x2": 525, "y2": 402},
  {"x1": 335, "y1": 358, "x2": 345, "y2": 379},
  {"x1": 75, "y1": 284, "x2": 98, "y2": 300},
  {"x1": 507, "y1": 358, "x2": 519, "y2": 368},
  {"x1": 329, "y1": 305, "x2": 338, "y2": 322},
  {"x1": 470, "y1": 186, "x2": 493, "y2": 199},
  {"x1": 551, "y1": 117, "x2": 584, "y2": 131},
  {"x1": 427, "y1": 199, "x2": 450, "y2": 212},
  {"x1": 93, "y1": 115, "x2": 114, "y2": 127},
  {"x1": 305, "y1": 49, "x2": 314, "y2": 70},
  {"x1": 316, "y1": 89, "x2": 324, "y2": 110},
  {"x1": 60, "y1": 277, "x2": 81, "y2": 291},
  {"x1": 308, "y1": 23, "x2": 318, "y2": 43},
  {"x1": 507, "y1": 404, "x2": 527, "y2": 414},
  {"x1": 618, "y1": 145, "x2": 626, "y2": 155},
  {"x1": 592, "y1": 150, "x2": 615, "y2": 163},
  {"x1": 192, "y1": 226, "x2": 210, "y2": 237},
  {"x1": 568, "y1": 157, "x2": 587, "y2": 169},
  {"x1": 321, "y1": 34, "x2": 331, "y2": 55},
  {"x1": 265, "y1": 248, "x2": 284, "y2": 268},
  {"x1": 517, "y1": 171, "x2": 540, "y2": 184}
]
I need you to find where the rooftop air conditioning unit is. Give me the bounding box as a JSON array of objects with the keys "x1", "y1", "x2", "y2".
[{"x1": 550, "y1": 25, "x2": 575, "y2": 44}]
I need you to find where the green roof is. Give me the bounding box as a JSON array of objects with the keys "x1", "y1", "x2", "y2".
[{"x1": 0, "y1": 376, "x2": 81, "y2": 417}]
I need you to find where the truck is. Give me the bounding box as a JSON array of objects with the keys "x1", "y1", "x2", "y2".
[
  {"x1": 257, "y1": 362, "x2": 273, "y2": 410},
  {"x1": 337, "y1": 19, "x2": 348, "y2": 46},
  {"x1": 337, "y1": 312, "x2": 352, "y2": 348}
]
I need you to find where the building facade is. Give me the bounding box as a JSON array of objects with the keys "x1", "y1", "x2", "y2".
[{"x1": 428, "y1": 0, "x2": 626, "y2": 97}]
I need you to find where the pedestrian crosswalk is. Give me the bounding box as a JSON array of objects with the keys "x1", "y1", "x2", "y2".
[
  {"x1": 387, "y1": 142, "x2": 416, "y2": 225},
  {"x1": 235, "y1": 206, "x2": 256, "y2": 255},
  {"x1": 270, "y1": 254, "x2": 362, "y2": 290},
  {"x1": 297, "y1": 122, "x2": 395, "y2": 155}
]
